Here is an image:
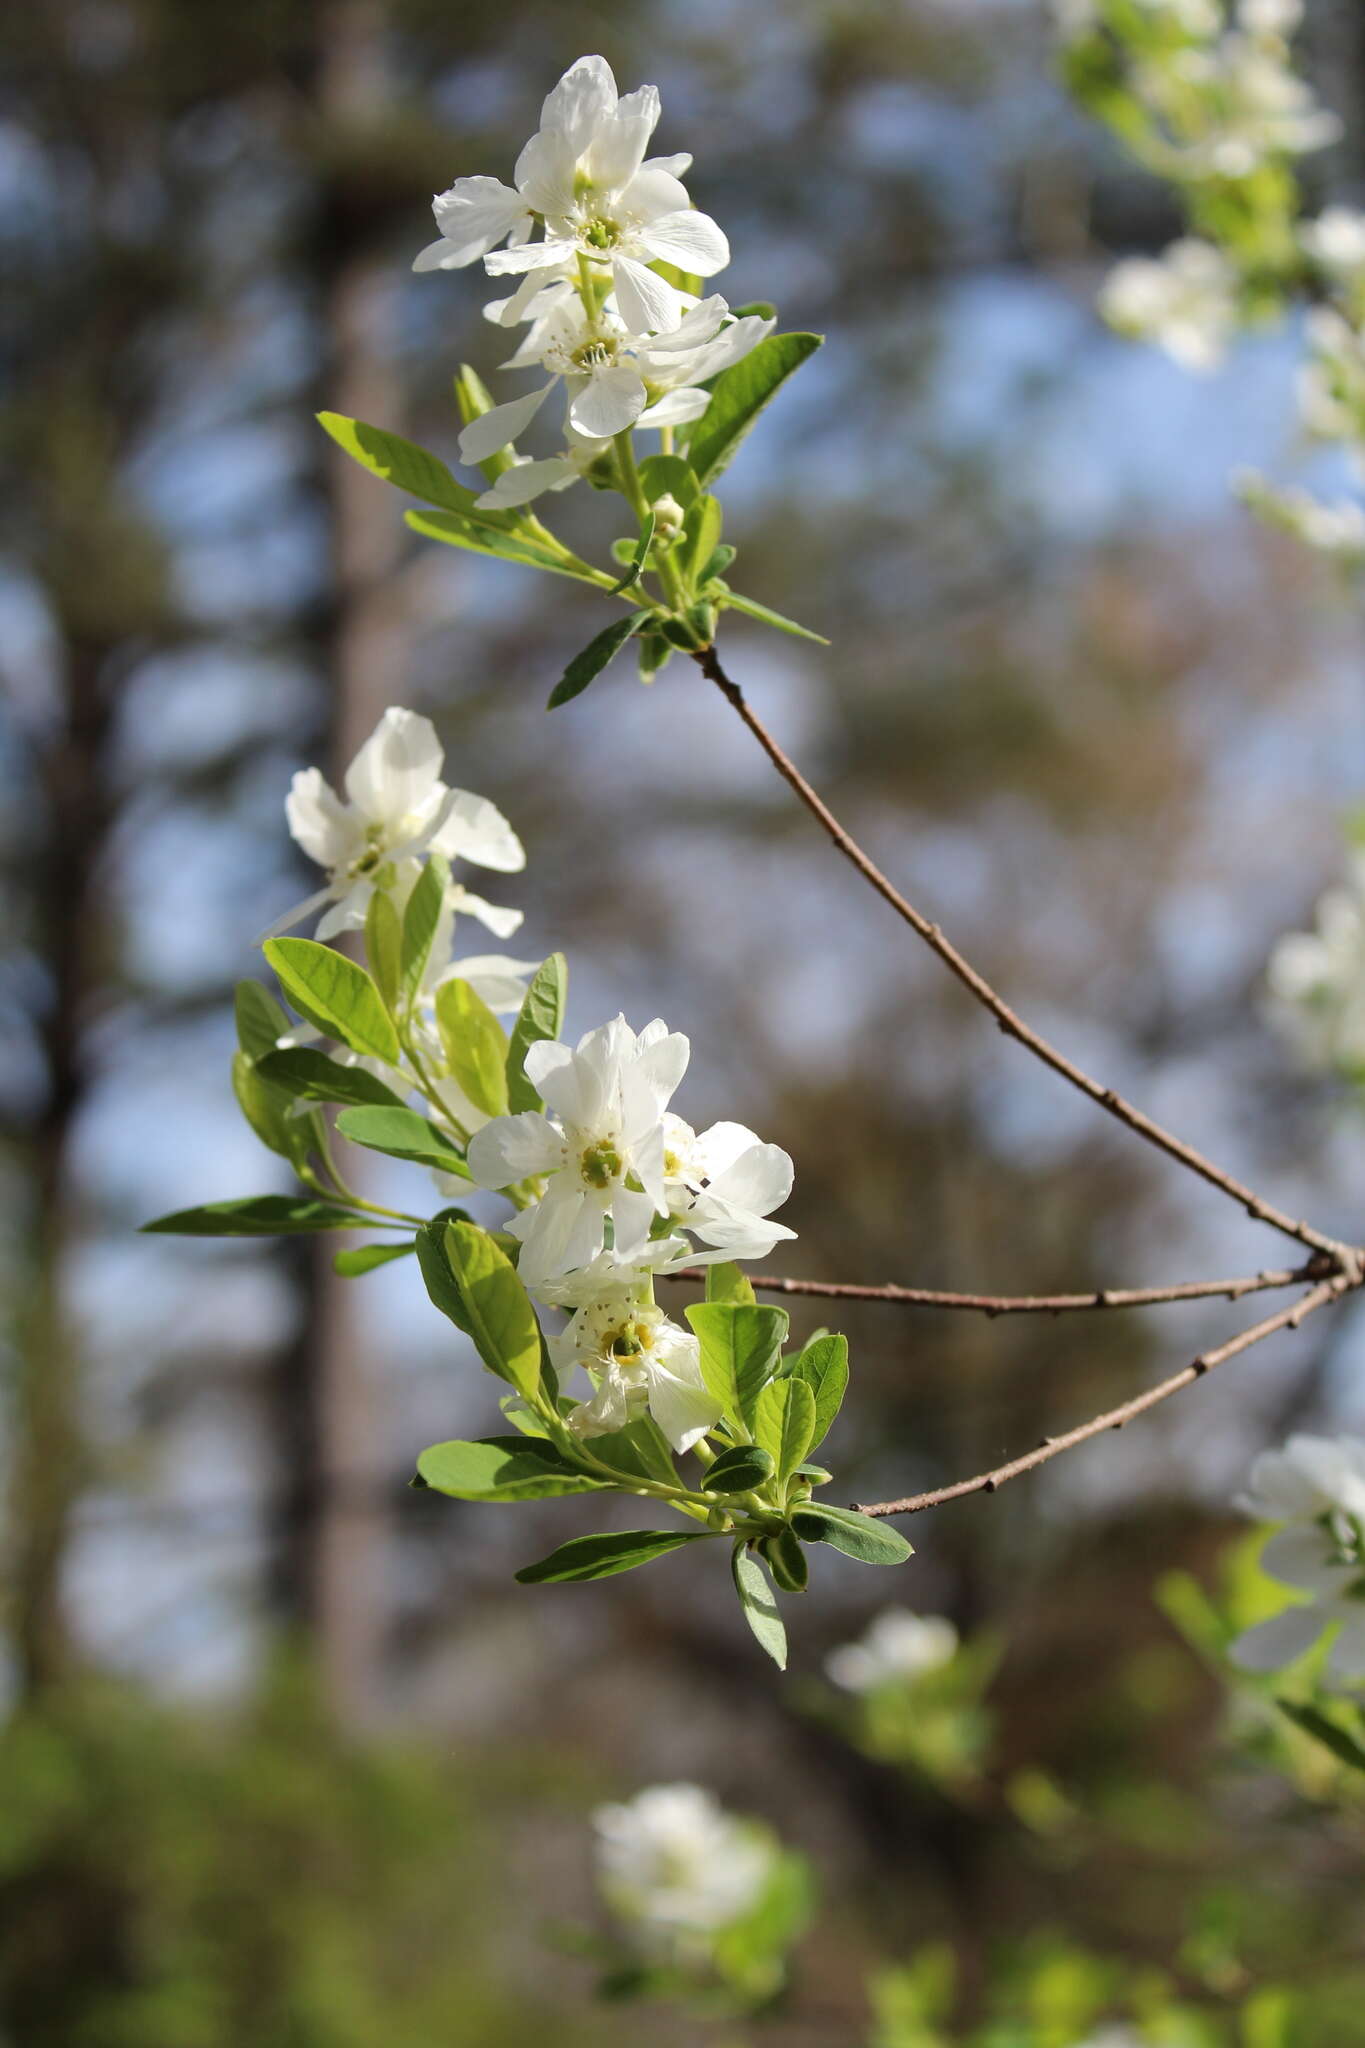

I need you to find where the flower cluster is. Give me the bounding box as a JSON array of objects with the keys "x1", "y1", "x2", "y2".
[
  {"x1": 1098, "y1": 237, "x2": 1239, "y2": 372},
  {"x1": 1231, "y1": 1434, "x2": 1365, "y2": 1685},
  {"x1": 1265, "y1": 848, "x2": 1365, "y2": 1076},
  {"x1": 416, "y1": 55, "x2": 773, "y2": 511},
  {"x1": 824, "y1": 1607, "x2": 960, "y2": 1694}
]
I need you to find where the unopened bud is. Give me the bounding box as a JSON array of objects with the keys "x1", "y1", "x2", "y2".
[{"x1": 651, "y1": 492, "x2": 685, "y2": 543}]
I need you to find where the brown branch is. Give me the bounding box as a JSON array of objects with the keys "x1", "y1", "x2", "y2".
[
  {"x1": 694, "y1": 643, "x2": 1354, "y2": 1267},
  {"x1": 853, "y1": 1274, "x2": 1354, "y2": 1519},
  {"x1": 661, "y1": 1259, "x2": 1332, "y2": 1315}
]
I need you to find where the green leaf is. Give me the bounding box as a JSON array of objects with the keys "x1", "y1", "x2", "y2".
[
  {"x1": 637, "y1": 631, "x2": 672, "y2": 684},
  {"x1": 1276, "y1": 1698, "x2": 1365, "y2": 1774},
  {"x1": 416, "y1": 1436, "x2": 608, "y2": 1502},
  {"x1": 686, "y1": 1302, "x2": 789, "y2": 1433},
  {"x1": 454, "y1": 364, "x2": 517, "y2": 485},
  {"x1": 365, "y1": 889, "x2": 403, "y2": 1012},
  {"x1": 789, "y1": 1503, "x2": 913, "y2": 1566},
  {"x1": 400, "y1": 855, "x2": 448, "y2": 1005},
  {"x1": 753, "y1": 1377, "x2": 816, "y2": 1490},
  {"x1": 704, "y1": 1444, "x2": 775, "y2": 1495},
  {"x1": 515, "y1": 1529, "x2": 714, "y2": 1584},
  {"x1": 705, "y1": 1262, "x2": 755, "y2": 1306},
  {"x1": 141, "y1": 1196, "x2": 360, "y2": 1237},
  {"x1": 234, "y1": 980, "x2": 290, "y2": 1062},
  {"x1": 441, "y1": 1219, "x2": 544, "y2": 1400},
  {"x1": 760, "y1": 1525, "x2": 809, "y2": 1594},
  {"x1": 637, "y1": 454, "x2": 699, "y2": 508},
  {"x1": 406, "y1": 507, "x2": 589, "y2": 582},
  {"x1": 256, "y1": 1048, "x2": 407, "y2": 1109},
  {"x1": 547, "y1": 613, "x2": 648, "y2": 710},
  {"x1": 609, "y1": 510, "x2": 654, "y2": 595},
  {"x1": 732, "y1": 1543, "x2": 787, "y2": 1670},
  {"x1": 789, "y1": 1333, "x2": 849, "y2": 1452},
  {"x1": 334, "y1": 1104, "x2": 468, "y2": 1177},
  {"x1": 678, "y1": 493, "x2": 722, "y2": 594},
  {"x1": 264, "y1": 937, "x2": 400, "y2": 1065},
  {"x1": 506, "y1": 954, "x2": 567, "y2": 1114},
  {"x1": 231, "y1": 1052, "x2": 314, "y2": 1169},
  {"x1": 334, "y1": 1240, "x2": 417, "y2": 1277},
  {"x1": 434, "y1": 978, "x2": 509, "y2": 1120},
  {"x1": 685, "y1": 331, "x2": 823, "y2": 485},
  {"x1": 719, "y1": 588, "x2": 829, "y2": 644},
  {"x1": 576, "y1": 1417, "x2": 679, "y2": 1489},
  {"x1": 699, "y1": 542, "x2": 737, "y2": 586},
  {"x1": 416, "y1": 1218, "x2": 470, "y2": 1329},
  {"x1": 316, "y1": 411, "x2": 498, "y2": 520}
]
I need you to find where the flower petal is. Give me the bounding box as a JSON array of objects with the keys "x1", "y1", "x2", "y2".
[
  {"x1": 638, "y1": 209, "x2": 730, "y2": 277},
  {"x1": 343, "y1": 708, "x2": 445, "y2": 827},
  {"x1": 476, "y1": 455, "x2": 578, "y2": 508},
  {"x1": 567, "y1": 365, "x2": 648, "y2": 440},
  {"x1": 466, "y1": 1111, "x2": 562, "y2": 1188},
  {"x1": 428, "y1": 175, "x2": 529, "y2": 266},
  {"x1": 430, "y1": 788, "x2": 526, "y2": 873},
  {"x1": 458, "y1": 383, "x2": 554, "y2": 465},
  {"x1": 613, "y1": 254, "x2": 685, "y2": 336},
  {"x1": 1229, "y1": 1604, "x2": 1326, "y2": 1673},
  {"x1": 539, "y1": 55, "x2": 618, "y2": 156}
]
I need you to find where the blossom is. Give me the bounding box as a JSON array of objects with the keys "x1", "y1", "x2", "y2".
[
  {"x1": 278, "y1": 708, "x2": 524, "y2": 940},
  {"x1": 1298, "y1": 308, "x2": 1365, "y2": 463},
  {"x1": 459, "y1": 288, "x2": 772, "y2": 471},
  {"x1": 1099, "y1": 239, "x2": 1238, "y2": 372},
  {"x1": 1265, "y1": 853, "x2": 1365, "y2": 1071},
  {"x1": 466, "y1": 1015, "x2": 688, "y2": 1284},
  {"x1": 658, "y1": 1113, "x2": 797, "y2": 1263},
  {"x1": 416, "y1": 56, "x2": 728, "y2": 337},
  {"x1": 1236, "y1": 472, "x2": 1365, "y2": 566},
  {"x1": 1302, "y1": 207, "x2": 1365, "y2": 289},
  {"x1": 594, "y1": 1785, "x2": 774, "y2": 1944},
  {"x1": 824, "y1": 1609, "x2": 960, "y2": 1693},
  {"x1": 1231, "y1": 1435, "x2": 1365, "y2": 1684},
  {"x1": 536, "y1": 1255, "x2": 720, "y2": 1453}
]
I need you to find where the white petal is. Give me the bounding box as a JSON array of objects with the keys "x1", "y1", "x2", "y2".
[
  {"x1": 446, "y1": 887, "x2": 524, "y2": 940},
  {"x1": 566, "y1": 365, "x2": 648, "y2": 440},
  {"x1": 483, "y1": 235, "x2": 579, "y2": 277},
  {"x1": 518, "y1": 1183, "x2": 608, "y2": 1285},
  {"x1": 613, "y1": 254, "x2": 685, "y2": 335},
  {"x1": 428, "y1": 176, "x2": 529, "y2": 265},
  {"x1": 476, "y1": 456, "x2": 577, "y2": 508},
  {"x1": 413, "y1": 239, "x2": 464, "y2": 273},
  {"x1": 583, "y1": 89, "x2": 660, "y2": 192},
  {"x1": 1260, "y1": 1526, "x2": 1342, "y2": 1593},
  {"x1": 1229, "y1": 1604, "x2": 1326, "y2": 1673},
  {"x1": 610, "y1": 1186, "x2": 661, "y2": 1264},
  {"x1": 638, "y1": 210, "x2": 730, "y2": 278},
  {"x1": 448, "y1": 954, "x2": 539, "y2": 1014},
  {"x1": 647, "y1": 1352, "x2": 722, "y2": 1454},
  {"x1": 285, "y1": 766, "x2": 352, "y2": 868},
  {"x1": 1326, "y1": 1614, "x2": 1365, "y2": 1683},
  {"x1": 637, "y1": 388, "x2": 711, "y2": 428},
  {"x1": 343, "y1": 708, "x2": 445, "y2": 827},
  {"x1": 539, "y1": 55, "x2": 618, "y2": 155},
  {"x1": 620, "y1": 163, "x2": 692, "y2": 220},
  {"x1": 466, "y1": 1111, "x2": 562, "y2": 1188},
  {"x1": 258, "y1": 881, "x2": 339, "y2": 943},
  {"x1": 458, "y1": 383, "x2": 554, "y2": 464},
  {"x1": 430, "y1": 788, "x2": 526, "y2": 873},
  {"x1": 706, "y1": 1140, "x2": 794, "y2": 1219},
  {"x1": 513, "y1": 128, "x2": 580, "y2": 219},
  {"x1": 526, "y1": 1040, "x2": 607, "y2": 1130},
  {"x1": 642, "y1": 152, "x2": 692, "y2": 179}
]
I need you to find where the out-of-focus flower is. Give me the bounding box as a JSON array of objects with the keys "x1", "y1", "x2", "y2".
[
  {"x1": 1237, "y1": 472, "x2": 1365, "y2": 566},
  {"x1": 1099, "y1": 239, "x2": 1238, "y2": 371},
  {"x1": 1298, "y1": 308, "x2": 1365, "y2": 462},
  {"x1": 1231, "y1": 1435, "x2": 1365, "y2": 1684},
  {"x1": 1266, "y1": 854, "x2": 1365, "y2": 1072},
  {"x1": 825, "y1": 1608, "x2": 960, "y2": 1693},
  {"x1": 594, "y1": 1784, "x2": 775, "y2": 1946}
]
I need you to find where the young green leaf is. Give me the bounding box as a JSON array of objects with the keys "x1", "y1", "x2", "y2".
[
  {"x1": 515, "y1": 1529, "x2": 714, "y2": 1584},
  {"x1": 400, "y1": 855, "x2": 449, "y2": 1005},
  {"x1": 141, "y1": 1196, "x2": 361, "y2": 1236},
  {"x1": 686, "y1": 1302, "x2": 789, "y2": 1434},
  {"x1": 365, "y1": 889, "x2": 403, "y2": 1011},
  {"x1": 789, "y1": 1503, "x2": 913, "y2": 1566},
  {"x1": 334, "y1": 1104, "x2": 468, "y2": 1177},
  {"x1": 333, "y1": 1240, "x2": 416, "y2": 1277},
  {"x1": 610, "y1": 509, "x2": 655, "y2": 594},
  {"x1": 415, "y1": 1218, "x2": 471, "y2": 1331},
  {"x1": 704, "y1": 1443, "x2": 776, "y2": 1495},
  {"x1": 257, "y1": 1048, "x2": 407, "y2": 1109},
  {"x1": 547, "y1": 613, "x2": 648, "y2": 709},
  {"x1": 760, "y1": 1525, "x2": 809, "y2": 1594},
  {"x1": 789, "y1": 1333, "x2": 849, "y2": 1451},
  {"x1": 406, "y1": 507, "x2": 589, "y2": 581},
  {"x1": 678, "y1": 493, "x2": 722, "y2": 594},
  {"x1": 416, "y1": 1436, "x2": 608, "y2": 1502},
  {"x1": 231, "y1": 1052, "x2": 314, "y2": 1170},
  {"x1": 1276, "y1": 1698, "x2": 1365, "y2": 1774},
  {"x1": 719, "y1": 588, "x2": 829, "y2": 644},
  {"x1": 637, "y1": 453, "x2": 700, "y2": 508},
  {"x1": 575, "y1": 1417, "x2": 680, "y2": 1489},
  {"x1": 234, "y1": 980, "x2": 290, "y2": 1062},
  {"x1": 441, "y1": 1218, "x2": 544, "y2": 1401},
  {"x1": 732, "y1": 1543, "x2": 788, "y2": 1670},
  {"x1": 505, "y1": 953, "x2": 567, "y2": 1114},
  {"x1": 317, "y1": 412, "x2": 485, "y2": 516},
  {"x1": 685, "y1": 331, "x2": 823, "y2": 485},
  {"x1": 435, "y1": 977, "x2": 509, "y2": 1120},
  {"x1": 264, "y1": 937, "x2": 400, "y2": 1065},
  {"x1": 753, "y1": 1377, "x2": 816, "y2": 1490},
  {"x1": 705, "y1": 1262, "x2": 756, "y2": 1306}
]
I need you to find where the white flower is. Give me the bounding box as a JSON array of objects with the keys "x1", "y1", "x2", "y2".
[
  {"x1": 1266, "y1": 853, "x2": 1365, "y2": 1071},
  {"x1": 536, "y1": 1255, "x2": 720, "y2": 1453},
  {"x1": 466, "y1": 1014, "x2": 688, "y2": 1284},
  {"x1": 1302, "y1": 208, "x2": 1365, "y2": 288},
  {"x1": 1099, "y1": 239, "x2": 1238, "y2": 372},
  {"x1": 278, "y1": 708, "x2": 524, "y2": 940},
  {"x1": 416, "y1": 56, "x2": 728, "y2": 336},
  {"x1": 1236, "y1": 472, "x2": 1365, "y2": 565},
  {"x1": 594, "y1": 1784, "x2": 774, "y2": 1944},
  {"x1": 1240, "y1": 0, "x2": 1302, "y2": 40},
  {"x1": 824, "y1": 1609, "x2": 960, "y2": 1693},
  {"x1": 459, "y1": 290, "x2": 772, "y2": 475},
  {"x1": 1298, "y1": 308, "x2": 1365, "y2": 462},
  {"x1": 657, "y1": 1114, "x2": 797, "y2": 1264},
  {"x1": 1231, "y1": 1435, "x2": 1365, "y2": 1685}
]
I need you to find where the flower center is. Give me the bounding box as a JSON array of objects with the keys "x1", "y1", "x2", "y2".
[
  {"x1": 581, "y1": 215, "x2": 620, "y2": 250},
  {"x1": 571, "y1": 336, "x2": 618, "y2": 372},
  {"x1": 580, "y1": 1141, "x2": 623, "y2": 1189}
]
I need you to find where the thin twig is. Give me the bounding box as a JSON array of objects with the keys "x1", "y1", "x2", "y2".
[
  {"x1": 660, "y1": 1260, "x2": 1331, "y2": 1315},
  {"x1": 853, "y1": 1274, "x2": 1354, "y2": 1519},
  {"x1": 694, "y1": 644, "x2": 1354, "y2": 1267}
]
